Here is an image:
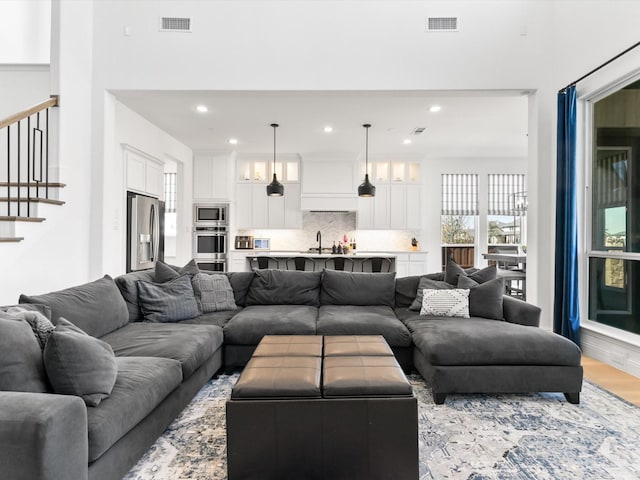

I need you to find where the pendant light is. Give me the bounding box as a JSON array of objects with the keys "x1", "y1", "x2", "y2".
[
  {"x1": 358, "y1": 123, "x2": 376, "y2": 197},
  {"x1": 266, "y1": 123, "x2": 284, "y2": 196}
]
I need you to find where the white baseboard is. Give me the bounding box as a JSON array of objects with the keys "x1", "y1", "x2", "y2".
[{"x1": 581, "y1": 327, "x2": 640, "y2": 378}]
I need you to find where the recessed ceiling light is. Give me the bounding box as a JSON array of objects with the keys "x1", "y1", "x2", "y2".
[
  {"x1": 429, "y1": 105, "x2": 442, "y2": 113},
  {"x1": 323, "y1": 126, "x2": 333, "y2": 133},
  {"x1": 196, "y1": 105, "x2": 208, "y2": 113},
  {"x1": 228, "y1": 138, "x2": 238, "y2": 145},
  {"x1": 403, "y1": 139, "x2": 412, "y2": 145}
]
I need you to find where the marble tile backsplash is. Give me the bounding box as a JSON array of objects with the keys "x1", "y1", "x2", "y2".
[{"x1": 238, "y1": 212, "x2": 419, "y2": 252}]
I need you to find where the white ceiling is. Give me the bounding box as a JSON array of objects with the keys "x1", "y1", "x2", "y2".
[{"x1": 112, "y1": 90, "x2": 529, "y2": 159}]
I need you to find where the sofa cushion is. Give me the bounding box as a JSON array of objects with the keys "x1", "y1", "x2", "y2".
[
  {"x1": 444, "y1": 258, "x2": 496, "y2": 285},
  {"x1": 408, "y1": 277, "x2": 454, "y2": 311},
  {"x1": 43, "y1": 319, "x2": 117, "y2": 407},
  {"x1": 420, "y1": 289, "x2": 470, "y2": 318},
  {"x1": 457, "y1": 276, "x2": 505, "y2": 320},
  {"x1": 137, "y1": 275, "x2": 200, "y2": 323},
  {"x1": 409, "y1": 317, "x2": 582, "y2": 366},
  {"x1": 0, "y1": 314, "x2": 49, "y2": 392},
  {"x1": 3, "y1": 306, "x2": 54, "y2": 349},
  {"x1": 320, "y1": 270, "x2": 396, "y2": 307},
  {"x1": 154, "y1": 259, "x2": 200, "y2": 283},
  {"x1": 19, "y1": 275, "x2": 130, "y2": 338},
  {"x1": 114, "y1": 269, "x2": 156, "y2": 322},
  {"x1": 87, "y1": 356, "x2": 183, "y2": 462},
  {"x1": 100, "y1": 322, "x2": 223, "y2": 380},
  {"x1": 226, "y1": 271, "x2": 255, "y2": 307},
  {"x1": 246, "y1": 270, "x2": 322, "y2": 306},
  {"x1": 180, "y1": 309, "x2": 240, "y2": 328},
  {"x1": 223, "y1": 305, "x2": 318, "y2": 345},
  {"x1": 316, "y1": 305, "x2": 412, "y2": 348},
  {"x1": 395, "y1": 273, "x2": 445, "y2": 308},
  {"x1": 191, "y1": 273, "x2": 238, "y2": 313}
]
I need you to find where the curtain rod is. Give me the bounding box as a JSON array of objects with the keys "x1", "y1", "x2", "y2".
[{"x1": 559, "y1": 40, "x2": 640, "y2": 93}]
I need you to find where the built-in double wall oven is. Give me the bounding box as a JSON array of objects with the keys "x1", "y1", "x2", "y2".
[{"x1": 193, "y1": 203, "x2": 228, "y2": 272}]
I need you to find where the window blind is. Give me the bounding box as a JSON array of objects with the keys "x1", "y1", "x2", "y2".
[
  {"x1": 488, "y1": 174, "x2": 526, "y2": 215},
  {"x1": 441, "y1": 174, "x2": 479, "y2": 215},
  {"x1": 594, "y1": 150, "x2": 627, "y2": 208},
  {"x1": 164, "y1": 173, "x2": 177, "y2": 213}
]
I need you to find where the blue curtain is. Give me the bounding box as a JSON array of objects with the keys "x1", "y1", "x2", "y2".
[{"x1": 554, "y1": 85, "x2": 581, "y2": 346}]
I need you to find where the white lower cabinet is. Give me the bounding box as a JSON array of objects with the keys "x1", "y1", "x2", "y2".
[
  {"x1": 229, "y1": 252, "x2": 250, "y2": 272},
  {"x1": 395, "y1": 252, "x2": 428, "y2": 278}
]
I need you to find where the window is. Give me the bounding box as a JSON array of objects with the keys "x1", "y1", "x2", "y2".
[
  {"x1": 441, "y1": 174, "x2": 478, "y2": 244},
  {"x1": 487, "y1": 174, "x2": 526, "y2": 246},
  {"x1": 164, "y1": 172, "x2": 177, "y2": 239},
  {"x1": 588, "y1": 80, "x2": 640, "y2": 335}
]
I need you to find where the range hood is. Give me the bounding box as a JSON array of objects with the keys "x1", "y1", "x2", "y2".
[
  {"x1": 300, "y1": 194, "x2": 357, "y2": 212},
  {"x1": 300, "y1": 156, "x2": 359, "y2": 211}
]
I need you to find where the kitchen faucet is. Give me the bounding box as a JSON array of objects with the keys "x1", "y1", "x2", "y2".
[{"x1": 316, "y1": 230, "x2": 322, "y2": 255}]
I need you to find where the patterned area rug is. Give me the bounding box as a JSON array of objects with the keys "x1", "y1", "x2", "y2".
[{"x1": 124, "y1": 373, "x2": 640, "y2": 480}]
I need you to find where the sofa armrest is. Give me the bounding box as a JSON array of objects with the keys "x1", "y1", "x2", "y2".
[
  {"x1": 0, "y1": 392, "x2": 88, "y2": 480},
  {"x1": 502, "y1": 295, "x2": 541, "y2": 327}
]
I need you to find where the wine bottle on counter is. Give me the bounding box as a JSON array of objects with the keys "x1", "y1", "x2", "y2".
[
  {"x1": 337, "y1": 242, "x2": 343, "y2": 254},
  {"x1": 332, "y1": 241, "x2": 337, "y2": 254}
]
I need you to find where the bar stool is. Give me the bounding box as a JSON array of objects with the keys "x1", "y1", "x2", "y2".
[
  {"x1": 324, "y1": 257, "x2": 355, "y2": 272},
  {"x1": 285, "y1": 257, "x2": 316, "y2": 271},
  {"x1": 361, "y1": 257, "x2": 392, "y2": 273},
  {"x1": 250, "y1": 256, "x2": 280, "y2": 270},
  {"x1": 497, "y1": 268, "x2": 526, "y2": 301}
]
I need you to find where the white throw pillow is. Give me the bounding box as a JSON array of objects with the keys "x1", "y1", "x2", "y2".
[{"x1": 420, "y1": 288, "x2": 470, "y2": 318}]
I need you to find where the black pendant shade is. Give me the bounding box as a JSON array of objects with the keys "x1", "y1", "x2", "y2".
[
  {"x1": 267, "y1": 123, "x2": 284, "y2": 197},
  {"x1": 358, "y1": 123, "x2": 376, "y2": 197}
]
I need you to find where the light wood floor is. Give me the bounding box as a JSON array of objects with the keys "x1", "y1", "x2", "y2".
[{"x1": 582, "y1": 356, "x2": 640, "y2": 406}]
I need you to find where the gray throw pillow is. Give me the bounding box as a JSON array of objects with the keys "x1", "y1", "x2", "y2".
[
  {"x1": 320, "y1": 270, "x2": 396, "y2": 307},
  {"x1": 137, "y1": 274, "x2": 200, "y2": 322},
  {"x1": 457, "y1": 275, "x2": 505, "y2": 320},
  {"x1": 409, "y1": 277, "x2": 454, "y2": 311},
  {"x1": 43, "y1": 318, "x2": 118, "y2": 407},
  {"x1": 246, "y1": 270, "x2": 322, "y2": 306},
  {"x1": 154, "y1": 259, "x2": 200, "y2": 283},
  {"x1": 5, "y1": 306, "x2": 55, "y2": 350},
  {"x1": 0, "y1": 315, "x2": 50, "y2": 393},
  {"x1": 444, "y1": 258, "x2": 497, "y2": 285},
  {"x1": 191, "y1": 273, "x2": 238, "y2": 313},
  {"x1": 19, "y1": 275, "x2": 130, "y2": 338}
]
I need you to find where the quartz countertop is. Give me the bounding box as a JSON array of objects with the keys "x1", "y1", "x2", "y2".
[{"x1": 243, "y1": 251, "x2": 398, "y2": 258}]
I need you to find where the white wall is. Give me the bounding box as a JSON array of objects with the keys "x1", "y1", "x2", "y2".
[
  {"x1": 0, "y1": 0, "x2": 51, "y2": 64},
  {"x1": 0, "y1": 66, "x2": 50, "y2": 118}
]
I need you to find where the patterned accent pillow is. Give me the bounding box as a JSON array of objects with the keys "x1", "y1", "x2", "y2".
[
  {"x1": 420, "y1": 289, "x2": 470, "y2": 318},
  {"x1": 137, "y1": 275, "x2": 200, "y2": 322},
  {"x1": 5, "y1": 306, "x2": 54, "y2": 350},
  {"x1": 191, "y1": 273, "x2": 238, "y2": 313},
  {"x1": 408, "y1": 278, "x2": 454, "y2": 311}
]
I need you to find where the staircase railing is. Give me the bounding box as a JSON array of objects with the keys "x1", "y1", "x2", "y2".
[{"x1": 0, "y1": 95, "x2": 59, "y2": 217}]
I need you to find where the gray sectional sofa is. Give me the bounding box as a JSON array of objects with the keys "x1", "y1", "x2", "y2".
[{"x1": 0, "y1": 261, "x2": 583, "y2": 480}]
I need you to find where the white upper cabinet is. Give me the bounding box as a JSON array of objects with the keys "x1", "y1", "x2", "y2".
[
  {"x1": 357, "y1": 159, "x2": 422, "y2": 230},
  {"x1": 193, "y1": 153, "x2": 232, "y2": 201},
  {"x1": 235, "y1": 154, "x2": 302, "y2": 229},
  {"x1": 123, "y1": 144, "x2": 163, "y2": 198},
  {"x1": 300, "y1": 155, "x2": 358, "y2": 210}
]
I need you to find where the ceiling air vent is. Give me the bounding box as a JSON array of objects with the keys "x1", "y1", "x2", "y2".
[
  {"x1": 410, "y1": 127, "x2": 427, "y2": 135},
  {"x1": 159, "y1": 17, "x2": 192, "y2": 32},
  {"x1": 426, "y1": 17, "x2": 458, "y2": 32}
]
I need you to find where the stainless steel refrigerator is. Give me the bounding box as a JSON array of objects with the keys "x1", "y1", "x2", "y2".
[{"x1": 127, "y1": 191, "x2": 164, "y2": 272}]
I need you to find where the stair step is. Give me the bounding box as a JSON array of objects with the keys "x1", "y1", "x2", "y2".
[
  {"x1": 0, "y1": 197, "x2": 65, "y2": 206},
  {"x1": 0, "y1": 237, "x2": 24, "y2": 243},
  {"x1": 0, "y1": 216, "x2": 45, "y2": 222},
  {"x1": 0, "y1": 182, "x2": 66, "y2": 188}
]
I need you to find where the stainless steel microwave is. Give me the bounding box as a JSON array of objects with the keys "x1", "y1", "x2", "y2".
[{"x1": 194, "y1": 203, "x2": 228, "y2": 226}]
